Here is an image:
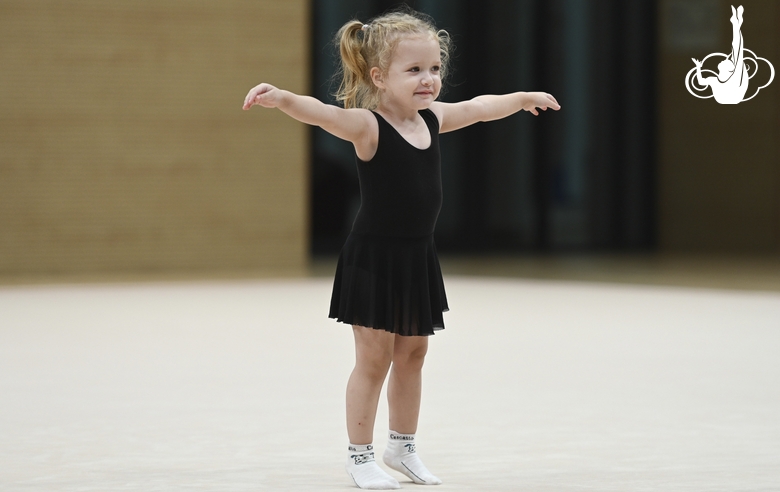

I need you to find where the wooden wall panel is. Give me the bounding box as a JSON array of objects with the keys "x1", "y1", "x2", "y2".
[
  {"x1": 657, "y1": 0, "x2": 779, "y2": 252},
  {"x1": 0, "y1": 0, "x2": 310, "y2": 279}
]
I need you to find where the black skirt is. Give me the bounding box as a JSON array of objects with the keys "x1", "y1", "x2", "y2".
[{"x1": 329, "y1": 232, "x2": 448, "y2": 336}]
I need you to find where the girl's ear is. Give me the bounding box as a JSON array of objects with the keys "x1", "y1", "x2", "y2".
[{"x1": 370, "y1": 67, "x2": 384, "y2": 90}]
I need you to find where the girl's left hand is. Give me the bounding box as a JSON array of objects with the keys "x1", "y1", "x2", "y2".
[{"x1": 522, "y1": 92, "x2": 560, "y2": 116}]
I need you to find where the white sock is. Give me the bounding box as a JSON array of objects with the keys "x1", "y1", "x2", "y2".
[
  {"x1": 346, "y1": 443, "x2": 401, "y2": 490},
  {"x1": 383, "y1": 431, "x2": 442, "y2": 485}
]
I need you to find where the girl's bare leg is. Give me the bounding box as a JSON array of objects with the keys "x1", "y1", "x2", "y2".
[
  {"x1": 387, "y1": 334, "x2": 428, "y2": 434},
  {"x1": 345, "y1": 326, "x2": 401, "y2": 489},
  {"x1": 384, "y1": 334, "x2": 442, "y2": 485},
  {"x1": 346, "y1": 325, "x2": 395, "y2": 444}
]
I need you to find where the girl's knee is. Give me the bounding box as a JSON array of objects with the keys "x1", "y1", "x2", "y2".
[
  {"x1": 353, "y1": 334, "x2": 394, "y2": 380},
  {"x1": 355, "y1": 351, "x2": 393, "y2": 381},
  {"x1": 393, "y1": 343, "x2": 428, "y2": 371}
]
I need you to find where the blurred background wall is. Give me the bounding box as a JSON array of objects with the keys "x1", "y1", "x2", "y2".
[
  {"x1": 0, "y1": 0, "x2": 309, "y2": 280},
  {"x1": 1, "y1": 0, "x2": 779, "y2": 284}
]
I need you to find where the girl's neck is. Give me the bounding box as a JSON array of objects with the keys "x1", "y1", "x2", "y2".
[{"x1": 375, "y1": 100, "x2": 423, "y2": 125}]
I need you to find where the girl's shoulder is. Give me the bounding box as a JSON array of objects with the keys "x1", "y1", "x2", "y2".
[
  {"x1": 333, "y1": 106, "x2": 379, "y2": 138},
  {"x1": 352, "y1": 107, "x2": 381, "y2": 133},
  {"x1": 427, "y1": 103, "x2": 444, "y2": 131},
  {"x1": 349, "y1": 108, "x2": 380, "y2": 162}
]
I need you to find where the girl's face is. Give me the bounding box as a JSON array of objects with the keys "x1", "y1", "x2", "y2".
[{"x1": 375, "y1": 35, "x2": 442, "y2": 109}]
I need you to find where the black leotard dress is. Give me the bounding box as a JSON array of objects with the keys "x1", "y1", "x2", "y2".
[{"x1": 329, "y1": 109, "x2": 448, "y2": 336}]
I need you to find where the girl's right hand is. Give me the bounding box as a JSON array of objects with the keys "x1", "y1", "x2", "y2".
[
  {"x1": 521, "y1": 92, "x2": 560, "y2": 116},
  {"x1": 243, "y1": 83, "x2": 283, "y2": 110}
]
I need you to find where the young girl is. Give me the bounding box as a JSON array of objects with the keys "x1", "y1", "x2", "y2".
[{"x1": 243, "y1": 8, "x2": 559, "y2": 489}]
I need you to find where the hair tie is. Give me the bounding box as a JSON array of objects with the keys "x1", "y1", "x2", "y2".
[{"x1": 362, "y1": 24, "x2": 370, "y2": 31}]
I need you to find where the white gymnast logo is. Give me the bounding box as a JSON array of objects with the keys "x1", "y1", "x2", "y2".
[{"x1": 684, "y1": 5, "x2": 774, "y2": 104}]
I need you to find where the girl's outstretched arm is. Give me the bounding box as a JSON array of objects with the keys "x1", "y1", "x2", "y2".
[
  {"x1": 431, "y1": 92, "x2": 560, "y2": 133},
  {"x1": 243, "y1": 83, "x2": 375, "y2": 148}
]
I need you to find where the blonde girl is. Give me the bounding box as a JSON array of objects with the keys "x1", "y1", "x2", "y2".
[{"x1": 243, "y1": 8, "x2": 559, "y2": 490}]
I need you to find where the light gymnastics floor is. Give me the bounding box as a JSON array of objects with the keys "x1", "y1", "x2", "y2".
[{"x1": 1, "y1": 276, "x2": 779, "y2": 491}]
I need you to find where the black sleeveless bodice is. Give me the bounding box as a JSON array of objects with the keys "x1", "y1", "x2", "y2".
[
  {"x1": 350, "y1": 109, "x2": 442, "y2": 237},
  {"x1": 328, "y1": 109, "x2": 448, "y2": 336}
]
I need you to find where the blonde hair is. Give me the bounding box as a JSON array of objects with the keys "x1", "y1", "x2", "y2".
[{"x1": 334, "y1": 8, "x2": 452, "y2": 110}]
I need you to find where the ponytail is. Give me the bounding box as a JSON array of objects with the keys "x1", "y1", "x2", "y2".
[{"x1": 335, "y1": 21, "x2": 372, "y2": 109}]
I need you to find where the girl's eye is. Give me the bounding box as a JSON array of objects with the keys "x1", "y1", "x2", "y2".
[
  {"x1": 409, "y1": 67, "x2": 420, "y2": 72},
  {"x1": 432, "y1": 66, "x2": 440, "y2": 72}
]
